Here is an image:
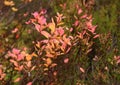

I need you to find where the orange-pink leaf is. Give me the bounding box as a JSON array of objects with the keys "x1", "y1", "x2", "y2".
[
  {"x1": 46, "y1": 58, "x2": 52, "y2": 66},
  {"x1": 64, "y1": 58, "x2": 69, "y2": 64},
  {"x1": 26, "y1": 54, "x2": 32, "y2": 61},
  {"x1": 32, "y1": 12, "x2": 39, "y2": 19},
  {"x1": 41, "y1": 31, "x2": 51, "y2": 38},
  {"x1": 17, "y1": 53, "x2": 25, "y2": 61},
  {"x1": 10, "y1": 59, "x2": 18, "y2": 67},
  {"x1": 78, "y1": 8, "x2": 82, "y2": 15},
  {"x1": 35, "y1": 24, "x2": 41, "y2": 32},
  {"x1": 93, "y1": 34, "x2": 99, "y2": 38},
  {"x1": 12, "y1": 48, "x2": 20, "y2": 54},
  {"x1": 26, "y1": 82, "x2": 32, "y2": 85},
  {"x1": 79, "y1": 67, "x2": 85, "y2": 73},
  {"x1": 14, "y1": 77, "x2": 21, "y2": 82},
  {"x1": 57, "y1": 27, "x2": 64, "y2": 36},
  {"x1": 12, "y1": 28, "x2": 18, "y2": 33},
  {"x1": 38, "y1": 16, "x2": 46, "y2": 25}
]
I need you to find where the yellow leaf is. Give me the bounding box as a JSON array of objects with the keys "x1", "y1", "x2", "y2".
[
  {"x1": 44, "y1": 64, "x2": 48, "y2": 67},
  {"x1": 48, "y1": 18, "x2": 55, "y2": 33},
  {"x1": 11, "y1": 7, "x2": 18, "y2": 12},
  {"x1": 44, "y1": 68, "x2": 48, "y2": 71},
  {"x1": 4, "y1": 1, "x2": 15, "y2": 6}
]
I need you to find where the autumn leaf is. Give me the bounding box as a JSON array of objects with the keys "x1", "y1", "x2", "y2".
[
  {"x1": 79, "y1": 67, "x2": 85, "y2": 73},
  {"x1": 75, "y1": 20, "x2": 80, "y2": 27},
  {"x1": 44, "y1": 68, "x2": 48, "y2": 71},
  {"x1": 46, "y1": 51, "x2": 54, "y2": 58},
  {"x1": 0, "y1": 48, "x2": 4, "y2": 54},
  {"x1": 114, "y1": 56, "x2": 120, "y2": 64},
  {"x1": 26, "y1": 61, "x2": 31, "y2": 68},
  {"x1": 78, "y1": 8, "x2": 82, "y2": 15},
  {"x1": 32, "y1": 12, "x2": 39, "y2": 19},
  {"x1": 50, "y1": 63, "x2": 57, "y2": 68},
  {"x1": 93, "y1": 34, "x2": 99, "y2": 38},
  {"x1": 65, "y1": 47, "x2": 71, "y2": 53},
  {"x1": 12, "y1": 48, "x2": 20, "y2": 55},
  {"x1": 41, "y1": 31, "x2": 51, "y2": 38},
  {"x1": 61, "y1": 42, "x2": 67, "y2": 52},
  {"x1": 10, "y1": 59, "x2": 18, "y2": 67},
  {"x1": 17, "y1": 53, "x2": 25, "y2": 61},
  {"x1": 12, "y1": 28, "x2": 18, "y2": 33},
  {"x1": 14, "y1": 77, "x2": 21, "y2": 82},
  {"x1": 31, "y1": 53, "x2": 38, "y2": 57},
  {"x1": 0, "y1": 68, "x2": 6, "y2": 80},
  {"x1": 81, "y1": 14, "x2": 87, "y2": 19},
  {"x1": 57, "y1": 27, "x2": 64, "y2": 36},
  {"x1": 38, "y1": 16, "x2": 46, "y2": 25},
  {"x1": 53, "y1": 71, "x2": 57, "y2": 76},
  {"x1": 14, "y1": 65, "x2": 23, "y2": 71},
  {"x1": 56, "y1": 12, "x2": 64, "y2": 23},
  {"x1": 46, "y1": 58, "x2": 52, "y2": 66},
  {"x1": 64, "y1": 58, "x2": 69, "y2": 64},
  {"x1": 26, "y1": 54, "x2": 32, "y2": 61},
  {"x1": 48, "y1": 18, "x2": 55, "y2": 33},
  {"x1": 11, "y1": 7, "x2": 18, "y2": 12},
  {"x1": 4, "y1": 1, "x2": 15, "y2": 6},
  {"x1": 31, "y1": 66, "x2": 36, "y2": 71},
  {"x1": 35, "y1": 24, "x2": 41, "y2": 32},
  {"x1": 0, "y1": 69, "x2": 2, "y2": 75},
  {"x1": 57, "y1": 22, "x2": 64, "y2": 26},
  {"x1": 26, "y1": 82, "x2": 32, "y2": 85},
  {"x1": 63, "y1": 35, "x2": 71, "y2": 45}
]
